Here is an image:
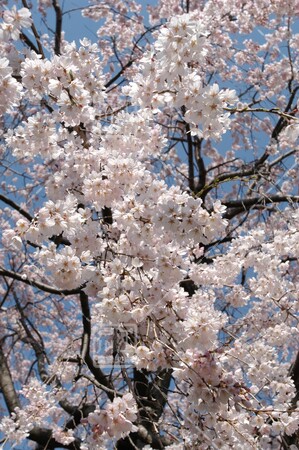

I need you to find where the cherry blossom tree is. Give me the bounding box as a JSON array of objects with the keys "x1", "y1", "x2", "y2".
[{"x1": 1, "y1": 0, "x2": 299, "y2": 449}]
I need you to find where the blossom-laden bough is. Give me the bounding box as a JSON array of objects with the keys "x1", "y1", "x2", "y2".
[{"x1": 0, "y1": 0, "x2": 299, "y2": 449}]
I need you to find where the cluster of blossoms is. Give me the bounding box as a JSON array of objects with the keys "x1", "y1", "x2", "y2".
[
  {"x1": 19, "y1": 39, "x2": 106, "y2": 127},
  {"x1": 85, "y1": 393, "x2": 138, "y2": 446},
  {"x1": 0, "y1": 57, "x2": 22, "y2": 115},
  {"x1": 0, "y1": 5, "x2": 32, "y2": 41},
  {"x1": 124, "y1": 14, "x2": 238, "y2": 139},
  {"x1": 0, "y1": 379, "x2": 62, "y2": 445}
]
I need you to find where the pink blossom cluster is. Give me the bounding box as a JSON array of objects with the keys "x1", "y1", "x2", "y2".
[
  {"x1": 0, "y1": 379, "x2": 61, "y2": 445},
  {"x1": 0, "y1": 5, "x2": 31, "y2": 41},
  {"x1": 85, "y1": 393, "x2": 137, "y2": 445},
  {"x1": 0, "y1": 57, "x2": 22, "y2": 115},
  {"x1": 124, "y1": 14, "x2": 237, "y2": 139}
]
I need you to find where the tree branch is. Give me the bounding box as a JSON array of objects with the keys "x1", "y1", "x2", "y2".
[
  {"x1": 79, "y1": 292, "x2": 116, "y2": 401},
  {"x1": 0, "y1": 267, "x2": 84, "y2": 296},
  {"x1": 28, "y1": 427, "x2": 81, "y2": 450},
  {"x1": 14, "y1": 293, "x2": 49, "y2": 383},
  {"x1": 181, "y1": 106, "x2": 195, "y2": 192},
  {"x1": 0, "y1": 193, "x2": 33, "y2": 222},
  {"x1": 52, "y1": 0, "x2": 63, "y2": 55},
  {"x1": 0, "y1": 344, "x2": 20, "y2": 413},
  {"x1": 21, "y1": 0, "x2": 45, "y2": 57},
  {"x1": 223, "y1": 195, "x2": 299, "y2": 219}
]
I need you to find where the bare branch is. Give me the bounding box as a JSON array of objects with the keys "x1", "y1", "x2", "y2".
[
  {"x1": 0, "y1": 194, "x2": 33, "y2": 222},
  {"x1": 0, "y1": 344, "x2": 20, "y2": 413},
  {"x1": 21, "y1": 0, "x2": 45, "y2": 57},
  {"x1": 223, "y1": 194, "x2": 299, "y2": 219},
  {"x1": 79, "y1": 292, "x2": 116, "y2": 401},
  {"x1": 52, "y1": 0, "x2": 63, "y2": 55},
  {"x1": 0, "y1": 267, "x2": 84, "y2": 296}
]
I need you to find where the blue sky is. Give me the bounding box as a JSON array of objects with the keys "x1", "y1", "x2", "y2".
[{"x1": 28, "y1": 0, "x2": 157, "y2": 44}]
